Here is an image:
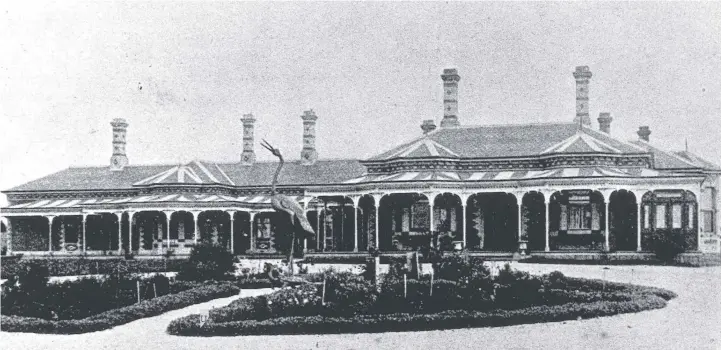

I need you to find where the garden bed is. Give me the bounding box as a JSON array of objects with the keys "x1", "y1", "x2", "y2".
[
  {"x1": 166, "y1": 259, "x2": 677, "y2": 336},
  {"x1": 1, "y1": 281, "x2": 240, "y2": 334}
]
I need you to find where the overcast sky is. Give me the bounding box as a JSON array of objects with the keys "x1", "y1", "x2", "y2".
[{"x1": 1, "y1": 2, "x2": 720, "y2": 202}]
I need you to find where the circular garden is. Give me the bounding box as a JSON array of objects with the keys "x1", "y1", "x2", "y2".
[{"x1": 167, "y1": 254, "x2": 677, "y2": 336}]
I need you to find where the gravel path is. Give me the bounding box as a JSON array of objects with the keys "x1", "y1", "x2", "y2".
[{"x1": 1, "y1": 265, "x2": 719, "y2": 350}]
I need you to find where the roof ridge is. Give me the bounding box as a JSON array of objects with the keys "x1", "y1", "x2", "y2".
[
  {"x1": 437, "y1": 121, "x2": 575, "y2": 130},
  {"x1": 217, "y1": 158, "x2": 361, "y2": 165}
]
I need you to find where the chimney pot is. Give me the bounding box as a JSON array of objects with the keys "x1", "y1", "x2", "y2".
[
  {"x1": 301, "y1": 109, "x2": 318, "y2": 165},
  {"x1": 637, "y1": 126, "x2": 651, "y2": 142},
  {"x1": 598, "y1": 112, "x2": 613, "y2": 134},
  {"x1": 240, "y1": 113, "x2": 256, "y2": 165},
  {"x1": 440, "y1": 68, "x2": 461, "y2": 127},
  {"x1": 109, "y1": 118, "x2": 129, "y2": 171},
  {"x1": 573, "y1": 66, "x2": 593, "y2": 127},
  {"x1": 421, "y1": 120, "x2": 437, "y2": 134}
]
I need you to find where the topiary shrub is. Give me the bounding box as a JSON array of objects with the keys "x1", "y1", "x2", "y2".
[{"x1": 176, "y1": 242, "x2": 235, "y2": 281}]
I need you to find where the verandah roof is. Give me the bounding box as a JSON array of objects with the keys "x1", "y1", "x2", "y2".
[
  {"x1": 1, "y1": 194, "x2": 305, "y2": 213},
  {"x1": 343, "y1": 166, "x2": 689, "y2": 184}
]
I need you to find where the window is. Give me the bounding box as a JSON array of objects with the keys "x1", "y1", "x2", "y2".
[
  {"x1": 672, "y1": 204, "x2": 682, "y2": 229},
  {"x1": 437, "y1": 208, "x2": 449, "y2": 231},
  {"x1": 655, "y1": 205, "x2": 666, "y2": 229},
  {"x1": 411, "y1": 203, "x2": 429, "y2": 231},
  {"x1": 257, "y1": 217, "x2": 272, "y2": 238},
  {"x1": 568, "y1": 205, "x2": 591, "y2": 230},
  {"x1": 401, "y1": 208, "x2": 410, "y2": 232},
  {"x1": 702, "y1": 210, "x2": 715, "y2": 232}
]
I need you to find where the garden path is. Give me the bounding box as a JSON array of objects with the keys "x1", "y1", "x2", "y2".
[{"x1": 1, "y1": 265, "x2": 720, "y2": 350}]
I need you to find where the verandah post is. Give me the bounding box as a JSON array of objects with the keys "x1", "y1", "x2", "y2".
[
  {"x1": 82, "y1": 213, "x2": 88, "y2": 253},
  {"x1": 46, "y1": 215, "x2": 54, "y2": 252}
]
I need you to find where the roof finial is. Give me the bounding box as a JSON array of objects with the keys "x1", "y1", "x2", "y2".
[{"x1": 685, "y1": 138, "x2": 688, "y2": 152}]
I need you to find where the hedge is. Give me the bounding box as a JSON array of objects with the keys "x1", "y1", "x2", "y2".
[
  {"x1": 563, "y1": 277, "x2": 677, "y2": 300},
  {"x1": 233, "y1": 278, "x2": 274, "y2": 289},
  {"x1": 1, "y1": 257, "x2": 186, "y2": 279},
  {"x1": 1, "y1": 282, "x2": 240, "y2": 334},
  {"x1": 167, "y1": 295, "x2": 669, "y2": 336},
  {"x1": 518, "y1": 254, "x2": 721, "y2": 267}
]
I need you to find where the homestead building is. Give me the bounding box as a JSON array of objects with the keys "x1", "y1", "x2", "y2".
[{"x1": 2, "y1": 66, "x2": 720, "y2": 259}]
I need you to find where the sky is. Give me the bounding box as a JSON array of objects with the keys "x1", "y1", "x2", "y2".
[{"x1": 1, "y1": 2, "x2": 720, "y2": 204}]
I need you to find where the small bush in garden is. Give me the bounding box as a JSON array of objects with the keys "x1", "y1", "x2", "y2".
[
  {"x1": 494, "y1": 264, "x2": 544, "y2": 308},
  {"x1": 176, "y1": 242, "x2": 235, "y2": 281},
  {"x1": 324, "y1": 274, "x2": 377, "y2": 316},
  {"x1": 543, "y1": 271, "x2": 568, "y2": 290}
]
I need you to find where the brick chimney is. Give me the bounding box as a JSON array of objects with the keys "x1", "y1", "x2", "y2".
[
  {"x1": 300, "y1": 109, "x2": 318, "y2": 165},
  {"x1": 440, "y1": 68, "x2": 461, "y2": 128},
  {"x1": 598, "y1": 112, "x2": 612, "y2": 134},
  {"x1": 421, "y1": 120, "x2": 437, "y2": 134},
  {"x1": 637, "y1": 126, "x2": 651, "y2": 142},
  {"x1": 109, "y1": 118, "x2": 129, "y2": 171},
  {"x1": 573, "y1": 66, "x2": 592, "y2": 127},
  {"x1": 240, "y1": 113, "x2": 256, "y2": 165}
]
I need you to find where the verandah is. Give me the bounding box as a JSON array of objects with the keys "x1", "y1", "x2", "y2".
[{"x1": 3, "y1": 188, "x2": 699, "y2": 255}]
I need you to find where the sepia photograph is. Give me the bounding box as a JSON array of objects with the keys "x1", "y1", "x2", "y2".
[{"x1": 0, "y1": 2, "x2": 720, "y2": 349}]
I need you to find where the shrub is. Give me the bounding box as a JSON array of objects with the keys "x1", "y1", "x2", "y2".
[
  {"x1": 1, "y1": 262, "x2": 51, "y2": 318},
  {"x1": 1, "y1": 282, "x2": 240, "y2": 334},
  {"x1": 648, "y1": 230, "x2": 689, "y2": 262},
  {"x1": 493, "y1": 264, "x2": 544, "y2": 308},
  {"x1": 543, "y1": 271, "x2": 568, "y2": 290},
  {"x1": 176, "y1": 242, "x2": 235, "y2": 281},
  {"x1": 324, "y1": 274, "x2": 377, "y2": 316}
]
